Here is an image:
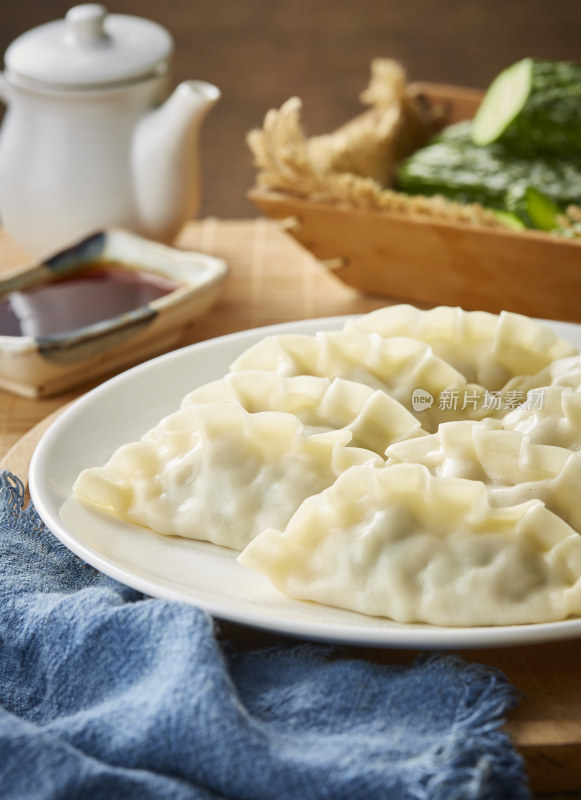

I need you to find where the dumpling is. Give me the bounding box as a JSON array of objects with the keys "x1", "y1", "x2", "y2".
[
  {"x1": 345, "y1": 305, "x2": 577, "y2": 389},
  {"x1": 182, "y1": 371, "x2": 427, "y2": 455},
  {"x1": 238, "y1": 463, "x2": 581, "y2": 626},
  {"x1": 229, "y1": 330, "x2": 475, "y2": 433},
  {"x1": 502, "y1": 386, "x2": 581, "y2": 451},
  {"x1": 545, "y1": 355, "x2": 581, "y2": 391},
  {"x1": 386, "y1": 419, "x2": 581, "y2": 533},
  {"x1": 507, "y1": 354, "x2": 581, "y2": 396},
  {"x1": 73, "y1": 402, "x2": 383, "y2": 551},
  {"x1": 385, "y1": 419, "x2": 503, "y2": 481}
]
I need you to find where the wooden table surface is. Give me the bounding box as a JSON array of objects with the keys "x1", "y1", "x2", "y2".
[{"x1": 1, "y1": 219, "x2": 581, "y2": 797}]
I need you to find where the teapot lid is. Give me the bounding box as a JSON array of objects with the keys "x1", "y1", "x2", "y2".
[{"x1": 4, "y1": 4, "x2": 174, "y2": 89}]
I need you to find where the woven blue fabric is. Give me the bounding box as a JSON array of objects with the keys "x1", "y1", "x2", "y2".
[{"x1": 0, "y1": 471, "x2": 530, "y2": 800}]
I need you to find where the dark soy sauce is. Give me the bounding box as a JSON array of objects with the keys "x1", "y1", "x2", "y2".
[{"x1": 0, "y1": 261, "x2": 181, "y2": 337}]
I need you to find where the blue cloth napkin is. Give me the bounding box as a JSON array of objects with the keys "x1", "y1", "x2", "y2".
[{"x1": 0, "y1": 471, "x2": 530, "y2": 800}]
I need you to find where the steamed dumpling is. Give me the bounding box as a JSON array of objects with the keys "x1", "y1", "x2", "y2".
[
  {"x1": 239, "y1": 463, "x2": 581, "y2": 626},
  {"x1": 386, "y1": 419, "x2": 581, "y2": 533},
  {"x1": 507, "y1": 354, "x2": 581, "y2": 396},
  {"x1": 229, "y1": 330, "x2": 476, "y2": 432},
  {"x1": 182, "y1": 372, "x2": 427, "y2": 455},
  {"x1": 345, "y1": 305, "x2": 577, "y2": 389},
  {"x1": 73, "y1": 402, "x2": 383, "y2": 550},
  {"x1": 502, "y1": 386, "x2": 581, "y2": 451}
]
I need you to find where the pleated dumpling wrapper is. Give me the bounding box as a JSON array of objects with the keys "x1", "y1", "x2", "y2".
[
  {"x1": 228, "y1": 330, "x2": 489, "y2": 433},
  {"x1": 238, "y1": 463, "x2": 581, "y2": 626},
  {"x1": 386, "y1": 419, "x2": 581, "y2": 534},
  {"x1": 507, "y1": 354, "x2": 581, "y2": 397},
  {"x1": 182, "y1": 372, "x2": 427, "y2": 455},
  {"x1": 502, "y1": 386, "x2": 581, "y2": 451},
  {"x1": 345, "y1": 305, "x2": 577, "y2": 389},
  {"x1": 73, "y1": 402, "x2": 383, "y2": 551}
]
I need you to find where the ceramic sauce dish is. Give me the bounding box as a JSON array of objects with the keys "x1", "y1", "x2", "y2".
[{"x1": 0, "y1": 229, "x2": 228, "y2": 397}]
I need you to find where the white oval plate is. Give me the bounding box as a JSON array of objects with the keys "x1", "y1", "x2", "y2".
[{"x1": 29, "y1": 314, "x2": 581, "y2": 649}]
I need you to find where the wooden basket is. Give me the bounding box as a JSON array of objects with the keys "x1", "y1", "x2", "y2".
[{"x1": 249, "y1": 83, "x2": 581, "y2": 323}]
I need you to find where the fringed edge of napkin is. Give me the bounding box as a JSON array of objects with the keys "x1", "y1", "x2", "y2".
[
  {"x1": 413, "y1": 653, "x2": 529, "y2": 799},
  {"x1": 0, "y1": 472, "x2": 39, "y2": 530}
]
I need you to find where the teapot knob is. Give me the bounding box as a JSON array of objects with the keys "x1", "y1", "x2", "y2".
[{"x1": 66, "y1": 4, "x2": 108, "y2": 44}]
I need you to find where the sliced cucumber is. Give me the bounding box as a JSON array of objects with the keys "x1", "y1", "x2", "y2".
[
  {"x1": 471, "y1": 58, "x2": 581, "y2": 156},
  {"x1": 490, "y1": 210, "x2": 527, "y2": 230},
  {"x1": 472, "y1": 59, "x2": 533, "y2": 147},
  {"x1": 431, "y1": 120, "x2": 473, "y2": 145},
  {"x1": 504, "y1": 184, "x2": 562, "y2": 230}
]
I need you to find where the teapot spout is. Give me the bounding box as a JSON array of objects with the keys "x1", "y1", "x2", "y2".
[{"x1": 133, "y1": 80, "x2": 220, "y2": 242}]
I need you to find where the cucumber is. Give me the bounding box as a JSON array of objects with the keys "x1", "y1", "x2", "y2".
[
  {"x1": 431, "y1": 120, "x2": 473, "y2": 144},
  {"x1": 472, "y1": 58, "x2": 581, "y2": 156},
  {"x1": 396, "y1": 140, "x2": 581, "y2": 209},
  {"x1": 396, "y1": 141, "x2": 511, "y2": 207},
  {"x1": 490, "y1": 210, "x2": 527, "y2": 230},
  {"x1": 504, "y1": 184, "x2": 562, "y2": 230}
]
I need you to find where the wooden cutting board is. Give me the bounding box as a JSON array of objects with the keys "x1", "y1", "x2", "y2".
[{"x1": 2, "y1": 411, "x2": 581, "y2": 796}]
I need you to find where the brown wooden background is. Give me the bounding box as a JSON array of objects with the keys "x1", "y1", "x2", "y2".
[{"x1": 1, "y1": 1, "x2": 580, "y2": 220}]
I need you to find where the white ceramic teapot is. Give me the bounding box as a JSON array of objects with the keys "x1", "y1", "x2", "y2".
[{"x1": 0, "y1": 4, "x2": 220, "y2": 255}]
